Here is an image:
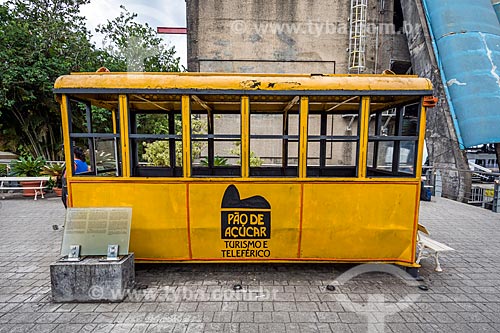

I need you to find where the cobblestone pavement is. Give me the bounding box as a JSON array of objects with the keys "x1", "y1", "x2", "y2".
[{"x1": 0, "y1": 193, "x2": 499, "y2": 332}]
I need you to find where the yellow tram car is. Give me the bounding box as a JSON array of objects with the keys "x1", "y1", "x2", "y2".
[{"x1": 54, "y1": 72, "x2": 434, "y2": 267}]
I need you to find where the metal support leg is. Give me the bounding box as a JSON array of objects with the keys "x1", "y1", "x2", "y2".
[
  {"x1": 416, "y1": 243, "x2": 424, "y2": 264},
  {"x1": 434, "y1": 252, "x2": 442, "y2": 272},
  {"x1": 406, "y1": 267, "x2": 421, "y2": 280}
]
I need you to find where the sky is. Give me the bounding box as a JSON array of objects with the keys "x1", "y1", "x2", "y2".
[{"x1": 80, "y1": 0, "x2": 187, "y2": 67}]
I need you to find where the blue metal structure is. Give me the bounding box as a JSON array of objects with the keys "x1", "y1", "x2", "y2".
[
  {"x1": 493, "y1": 1, "x2": 500, "y2": 22},
  {"x1": 422, "y1": 0, "x2": 500, "y2": 148}
]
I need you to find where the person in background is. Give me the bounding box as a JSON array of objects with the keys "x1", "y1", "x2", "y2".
[
  {"x1": 61, "y1": 146, "x2": 90, "y2": 208},
  {"x1": 73, "y1": 146, "x2": 90, "y2": 174}
]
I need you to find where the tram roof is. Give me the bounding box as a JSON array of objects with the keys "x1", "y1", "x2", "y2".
[{"x1": 54, "y1": 72, "x2": 433, "y2": 96}]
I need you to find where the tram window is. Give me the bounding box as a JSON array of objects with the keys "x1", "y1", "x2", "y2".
[
  {"x1": 128, "y1": 96, "x2": 183, "y2": 177},
  {"x1": 67, "y1": 97, "x2": 121, "y2": 177},
  {"x1": 367, "y1": 97, "x2": 421, "y2": 177},
  {"x1": 249, "y1": 96, "x2": 299, "y2": 177},
  {"x1": 191, "y1": 95, "x2": 241, "y2": 177},
  {"x1": 306, "y1": 96, "x2": 360, "y2": 177}
]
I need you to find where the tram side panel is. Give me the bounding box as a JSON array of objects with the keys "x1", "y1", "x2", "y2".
[
  {"x1": 301, "y1": 182, "x2": 419, "y2": 264},
  {"x1": 69, "y1": 182, "x2": 191, "y2": 260},
  {"x1": 189, "y1": 183, "x2": 301, "y2": 260},
  {"x1": 69, "y1": 180, "x2": 419, "y2": 264}
]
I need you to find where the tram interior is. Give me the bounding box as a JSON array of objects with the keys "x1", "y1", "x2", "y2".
[{"x1": 65, "y1": 93, "x2": 421, "y2": 179}]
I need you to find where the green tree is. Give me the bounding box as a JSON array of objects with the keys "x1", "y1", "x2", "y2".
[
  {"x1": 141, "y1": 116, "x2": 207, "y2": 167},
  {"x1": 82, "y1": 5, "x2": 183, "y2": 151},
  {"x1": 96, "y1": 5, "x2": 181, "y2": 72},
  {"x1": 0, "y1": 2, "x2": 182, "y2": 159},
  {"x1": 0, "y1": 0, "x2": 97, "y2": 159}
]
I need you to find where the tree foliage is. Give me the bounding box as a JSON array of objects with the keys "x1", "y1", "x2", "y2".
[
  {"x1": 0, "y1": 1, "x2": 181, "y2": 159},
  {"x1": 141, "y1": 116, "x2": 206, "y2": 167},
  {"x1": 0, "y1": 0, "x2": 97, "y2": 159},
  {"x1": 96, "y1": 5, "x2": 181, "y2": 72}
]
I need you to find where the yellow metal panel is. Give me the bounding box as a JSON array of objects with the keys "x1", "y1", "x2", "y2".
[
  {"x1": 182, "y1": 95, "x2": 191, "y2": 178},
  {"x1": 54, "y1": 73, "x2": 434, "y2": 93},
  {"x1": 358, "y1": 97, "x2": 370, "y2": 179},
  {"x1": 189, "y1": 183, "x2": 301, "y2": 260},
  {"x1": 66, "y1": 180, "x2": 420, "y2": 265},
  {"x1": 410, "y1": 102, "x2": 428, "y2": 263},
  {"x1": 301, "y1": 182, "x2": 419, "y2": 263},
  {"x1": 118, "y1": 95, "x2": 130, "y2": 177},
  {"x1": 112, "y1": 109, "x2": 117, "y2": 134},
  {"x1": 416, "y1": 103, "x2": 427, "y2": 179},
  {"x1": 60, "y1": 95, "x2": 74, "y2": 205},
  {"x1": 299, "y1": 97, "x2": 309, "y2": 178},
  {"x1": 60, "y1": 95, "x2": 72, "y2": 176},
  {"x1": 70, "y1": 182, "x2": 190, "y2": 259},
  {"x1": 241, "y1": 97, "x2": 249, "y2": 178}
]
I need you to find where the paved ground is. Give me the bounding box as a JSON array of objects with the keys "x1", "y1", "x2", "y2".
[{"x1": 0, "y1": 193, "x2": 499, "y2": 332}]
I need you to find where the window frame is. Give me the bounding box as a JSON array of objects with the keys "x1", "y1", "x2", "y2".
[
  {"x1": 248, "y1": 96, "x2": 301, "y2": 177},
  {"x1": 306, "y1": 96, "x2": 362, "y2": 178},
  {"x1": 190, "y1": 96, "x2": 242, "y2": 177},
  {"x1": 128, "y1": 107, "x2": 183, "y2": 178},
  {"x1": 66, "y1": 96, "x2": 122, "y2": 177},
  {"x1": 367, "y1": 99, "x2": 422, "y2": 178}
]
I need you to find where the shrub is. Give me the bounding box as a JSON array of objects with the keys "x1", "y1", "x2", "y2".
[{"x1": 10, "y1": 156, "x2": 46, "y2": 176}]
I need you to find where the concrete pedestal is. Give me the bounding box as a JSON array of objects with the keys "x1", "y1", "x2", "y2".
[{"x1": 50, "y1": 253, "x2": 135, "y2": 302}]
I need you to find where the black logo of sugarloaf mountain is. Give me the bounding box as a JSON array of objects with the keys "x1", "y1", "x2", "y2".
[{"x1": 221, "y1": 185, "x2": 271, "y2": 239}]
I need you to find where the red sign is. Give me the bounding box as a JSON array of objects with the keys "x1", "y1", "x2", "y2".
[{"x1": 157, "y1": 27, "x2": 187, "y2": 34}]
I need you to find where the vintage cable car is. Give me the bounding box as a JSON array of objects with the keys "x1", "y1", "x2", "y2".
[{"x1": 54, "y1": 72, "x2": 433, "y2": 266}]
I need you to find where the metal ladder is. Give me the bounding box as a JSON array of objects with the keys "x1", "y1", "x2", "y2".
[{"x1": 348, "y1": 0, "x2": 368, "y2": 73}]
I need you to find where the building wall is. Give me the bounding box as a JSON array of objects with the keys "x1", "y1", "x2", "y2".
[
  {"x1": 186, "y1": 0, "x2": 408, "y2": 74},
  {"x1": 186, "y1": 0, "x2": 413, "y2": 166}
]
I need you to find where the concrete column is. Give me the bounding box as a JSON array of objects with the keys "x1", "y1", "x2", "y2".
[
  {"x1": 493, "y1": 179, "x2": 500, "y2": 213},
  {"x1": 400, "y1": 0, "x2": 471, "y2": 201}
]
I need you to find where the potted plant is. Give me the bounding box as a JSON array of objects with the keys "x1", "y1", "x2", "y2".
[
  {"x1": 10, "y1": 155, "x2": 46, "y2": 196},
  {"x1": 42, "y1": 162, "x2": 65, "y2": 196}
]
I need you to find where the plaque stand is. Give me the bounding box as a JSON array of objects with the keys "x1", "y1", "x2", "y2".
[
  {"x1": 104, "y1": 244, "x2": 120, "y2": 261},
  {"x1": 50, "y1": 253, "x2": 135, "y2": 302},
  {"x1": 59, "y1": 245, "x2": 85, "y2": 262},
  {"x1": 52, "y1": 208, "x2": 134, "y2": 302}
]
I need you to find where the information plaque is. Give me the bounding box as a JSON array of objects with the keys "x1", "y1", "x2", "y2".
[{"x1": 60, "y1": 207, "x2": 132, "y2": 256}]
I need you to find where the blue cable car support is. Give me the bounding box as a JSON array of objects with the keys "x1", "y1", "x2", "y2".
[{"x1": 421, "y1": 0, "x2": 500, "y2": 148}]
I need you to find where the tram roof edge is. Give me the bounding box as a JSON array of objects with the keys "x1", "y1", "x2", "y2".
[{"x1": 54, "y1": 72, "x2": 433, "y2": 93}]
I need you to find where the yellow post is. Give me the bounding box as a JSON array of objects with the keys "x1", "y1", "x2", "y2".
[
  {"x1": 415, "y1": 103, "x2": 427, "y2": 179},
  {"x1": 182, "y1": 95, "x2": 192, "y2": 178},
  {"x1": 60, "y1": 95, "x2": 73, "y2": 206},
  {"x1": 241, "y1": 96, "x2": 250, "y2": 178},
  {"x1": 358, "y1": 96, "x2": 370, "y2": 179},
  {"x1": 60, "y1": 95, "x2": 72, "y2": 174},
  {"x1": 299, "y1": 97, "x2": 309, "y2": 178},
  {"x1": 119, "y1": 95, "x2": 130, "y2": 177},
  {"x1": 411, "y1": 100, "x2": 428, "y2": 263},
  {"x1": 112, "y1": 110, "x2": 117, "y2": 134}
]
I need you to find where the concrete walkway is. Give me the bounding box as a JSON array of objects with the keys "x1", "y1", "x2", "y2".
[{"x1": 0, "y1": 194, "x2": 499, "y2": 332}]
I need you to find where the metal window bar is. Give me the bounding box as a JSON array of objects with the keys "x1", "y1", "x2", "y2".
[{"x1": 129, "y1": 111, "x2": 182, "y2": 176}]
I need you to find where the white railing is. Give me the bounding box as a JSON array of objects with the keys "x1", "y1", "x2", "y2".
[{"x1": 422, "y1": 165, "x2": 499, "y2": 211}]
